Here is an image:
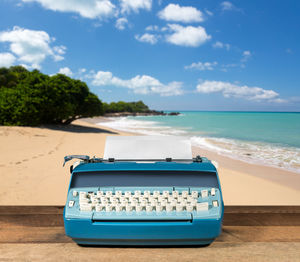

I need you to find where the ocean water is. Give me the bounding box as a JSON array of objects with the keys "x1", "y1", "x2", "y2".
[{"x1": 98, "y1": 112, "x2": 300, "y2": 173}]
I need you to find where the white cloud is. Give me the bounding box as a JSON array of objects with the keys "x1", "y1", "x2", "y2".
[
  {"x1": 220, "y1": 1, "x2": 241, "y2": 12},
  {"x1": 135, "y1": 33, "x2": 158, "y2": 44},
  {"x1": 120, "y1": 0, "x2": 152, "y2": 14},
  {"x1": 221, "y1": 1, "x2": 234, "y2": 11},
  {"x1": 205, "y1": 9, "x2": 213, "y2": 16},
  {"x1": 196, "y1": 80, "x2": 282, "y2": 102},
  {"x1": 0, "y1": 52, "x2": 16, "y2": 67},
  {"x1": 241, "y1": 50, "x2": 251, "y2": 62},
  {"x1": 90, "y1": 70, "x2": 183, "y2": 96},
  {"x1": 158, "y1": 4, "x2": 204, "y2": 23},
  {"x1": 185, "y1": 61, "x2": 217, "y2": 71},
  {"x1": 78, "y1": 68, "x2": 86, "y2": 74},
  {"x1": 0, "y1": 26, "x2": 65, "y2": 68},
  {"x1": 145, "y1": 25, "x2": 159, "y2": 31},
  {"x1": 58, "y1": 67, "x2": 73, "y2": 76},
  {"x1": 166, "y1": 24, "x2": 211, "y2": 47},
  {"x1": 115, "y1": 17, "x2": 128, "y2": 30},
  {"x1": 21, "y1": 0, "x2": 116, "y2": 19},
  {"x1": 212, "y1": 41, "x2": 230, "y2": 50}
]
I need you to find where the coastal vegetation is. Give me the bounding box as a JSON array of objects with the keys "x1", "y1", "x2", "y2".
[{"x1": 0, "y1": 66, "x2": 177, "y2": 126}]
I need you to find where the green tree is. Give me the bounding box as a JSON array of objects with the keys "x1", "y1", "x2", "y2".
[{"x1": 0, "y1": 66, "x2": 103, "y2": 126}]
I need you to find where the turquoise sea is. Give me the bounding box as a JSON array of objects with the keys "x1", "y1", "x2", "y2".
[{"x1": 99, "y1": 112, "x2": 300, "y2": 173}]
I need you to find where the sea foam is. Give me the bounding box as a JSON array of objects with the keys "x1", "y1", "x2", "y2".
[{"x1": 98, "y1": 117, "x2": 300, "y2": 173}]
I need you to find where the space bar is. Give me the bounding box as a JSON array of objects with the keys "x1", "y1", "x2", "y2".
[{"x1": 92, "y1": 213, "x2": 192, "y2": 221}]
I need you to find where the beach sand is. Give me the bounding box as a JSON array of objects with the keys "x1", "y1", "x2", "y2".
[{"x1": 0, "y1": 118, "x2": 299, "y2": 205}]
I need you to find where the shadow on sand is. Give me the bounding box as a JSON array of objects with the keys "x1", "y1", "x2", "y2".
[{"x1": 41, "y1": 123, "x2": 117, "y2": 134}]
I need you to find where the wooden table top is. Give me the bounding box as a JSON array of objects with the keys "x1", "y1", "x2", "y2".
[{"x1": 1, "y1": 206, "x2": 300, "y2": 262}]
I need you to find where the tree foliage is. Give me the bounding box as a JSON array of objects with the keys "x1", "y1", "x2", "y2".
[
  {"x1": 103, "y1": 100, "x2": 150, "y2": 113},
  {"x1": 0, "y1": 66, "x2": 103, "y2": 126}
]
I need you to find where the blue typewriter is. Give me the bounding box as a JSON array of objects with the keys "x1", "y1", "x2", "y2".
[{"x1": 63, "y1": 136, "x2": 224, "y2": 246}]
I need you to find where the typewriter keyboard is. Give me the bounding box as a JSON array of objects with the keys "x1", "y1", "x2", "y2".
[{"x1": 70, "y1": 188, "x2": 219, "y2": 213}]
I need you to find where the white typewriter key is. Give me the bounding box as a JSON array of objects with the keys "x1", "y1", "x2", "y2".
[
  {"x1": 92, "y1": 199, "x2": 98, "y2": 205},
  {"x1": 80, "y1": 199, "x2": 89, "y2": 204},
  {"x1": 105, "y1": 205, "x2": 112, "y2": 212},
  {"x1": 100, "y1": 196, "x2": 106, "y2": 201},
  {"x1": 121, "y1": 199, "x2": 128, "y2": 204},
  {"x1": 166, "y1": 204, "x2": 173, "y2": 212},
  {"x1": 79, "y1": 191, "x2": 87, "y2": 198},
  {"x1": 213, "y1": 200, "x2": 219, "y2": 207},
  {"x1": 80, "y1": 205, "x2": 92, "y2": 212},
  {"x1": 138, "y1": 196, "x2": 144, "y2": 203},
  {"x1": 143, "y1": 190, "x2": 150, "y2": 197},
  {"x1": 190, "y1": 200, "x2": 197, "y2": 205},
  {"x1": 186, "y1": 204, "x2": 194, "y2": 212},
  {"x1": 168, "y1": 196, "x2": 174, "y2": 202},
  {"x1": 171, "y1": 200, "x2": 177, "y2": 206},
  {"x1": 136, "y1": 204, "x2": 143, "y2": 212},
  {"x1": 125, "y1": 191, "x2": 131, "y2": 197},
  {"x1": 90, "y1": 195, "x2": 97, "y2": 201},
  {"x1": 115, "y1": 190, "x2": 122, "y2": 197},
  {"x1": 156, "y1": 204, "x2": 163, "y2": 212},
  {"x1": 141, "y1": 200, "x2": 147, "y2": 207},
  {"x1": 172, "y1": 191, "x2": 179, "y2": 197},
  {"x1": 97, "y1": 191, "x2": 104, "y2": 197},
  {"x1": 163, "y1": 191, "x2": 169, "y2": 197},
  {"x1": 176, "y1": 204, "x2": 183, "y2": 212},
  {"x1": 72, "y1": 191, "x2": 78, "y2": 197},
  {"x1": 182, "y1": 191, "x2": 188, "y2": 198},
  {"x1": 187, "y1": 196, "x2": 194, "y2": 203},
  {"x1": 152, "y1": 199, "x2": 158, "y2": 204},
  {"x1": 177, "y1": 196, "x2": 184, "y2": 203},
  {"x1": 109, "y1": 195, "x2": 116, "y2": 201},
  {"x1": 101, "y1": 199, "x2": 108, "y2": 205},
  {"x1": 196, "y1": 202, "x2": 209, "y2": 211},
  {"x1": 134, "y1": 190, "x2": 141, "y2": 196},
  {"x1": 201, "y1": 190, "x2": 208, "y2": 198},
  {"x1": 125, "y1": 205, "x2": 132, "y2": 212},
  {"x1": 68, "y1": 201, "x2": 74, "y2": 207},
  {"x1": 96, "y1": 204, "x2": 104, "y2": 212},
  {"x1": 150, "y1": 202, "x2": 156, "y2": 207},
  {"x1": 153, "y1": 191, "x2": 160, "y2": 197},
  {"x1": 146, "y1": 205, "x2": 153, "y2": 212},
  {"x1": 112, "y1": 199, "x2": 118, "y2": 205},
  {"x1": 106, "y1": 191, "x2": 112, "y2": 196},
  {"x1": 115, "y1": 205, "x2": 122, "y2": 212},
  {"x1": 161, "y1": 199, "x2": 167, "y2": 206},
  {"x1": 211, "y1": 188, "x2": 216, "y2": 196},
  {"x1": 131, "y1": 199, "x2": 138, "y2": 205},
  {"x1": 157, "y1": 195, "x2": 164, "y2": 201},
  {"x1": 192, "y1": 191, "x2": 198, "y2": 198}
]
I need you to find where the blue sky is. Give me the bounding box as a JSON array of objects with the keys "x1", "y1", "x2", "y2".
[{"x1": 0, "y1": 0, "x2": 299, "y2": 111}]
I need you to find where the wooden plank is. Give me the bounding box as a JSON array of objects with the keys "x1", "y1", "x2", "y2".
[
  {"x1": 0, "y1": 206, "x2": 64, "y2": 215},
  {"x1": 1, "y1": 206, "x2": 300, "y2": 226},
  {"x1": 1, "y1": 205, "x2": 299, "y2": 214},
  {"x1": 1, "y1": 206, "x2": 300, "y2": 244},
  {"x1": 1, "y1": 243, "x2": 300, "y2": 262},
  {"x1": 1, "y1": 226, "x2": 300, "y2": 243}
]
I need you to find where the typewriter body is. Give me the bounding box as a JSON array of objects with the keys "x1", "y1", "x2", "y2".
[{"x1": 63, "y1": 136, "x2": 224, "y2": 246}]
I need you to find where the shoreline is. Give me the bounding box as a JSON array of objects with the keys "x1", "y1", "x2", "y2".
[
  {"x1": 0, "y1": 118, "x2": 299, "y2": 205},
  {"x1": 89, "y1": 116, "x2": 300, "y2": 175}
]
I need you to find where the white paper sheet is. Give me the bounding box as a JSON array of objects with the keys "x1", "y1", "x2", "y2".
[{"x1": 104, "y1": 136, "x2": 192, "y2": 160}]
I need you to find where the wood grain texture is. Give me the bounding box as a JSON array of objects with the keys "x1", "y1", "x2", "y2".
[{"x1": 1, "y1": 206, "x2": 300, "y2": 261}]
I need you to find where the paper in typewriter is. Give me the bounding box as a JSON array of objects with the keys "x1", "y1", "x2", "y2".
[{"x1": 104, "y1": 136, "x2": 192, "y2": 160}]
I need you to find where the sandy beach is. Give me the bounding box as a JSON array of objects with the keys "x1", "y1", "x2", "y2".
[{"x1": 0, "y1": 118, "x2": 299, "y2": 205}]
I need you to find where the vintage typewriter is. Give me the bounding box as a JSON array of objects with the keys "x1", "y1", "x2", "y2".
[{"x1": 63, "y1": 136, "x2": 224, "y2": 246}]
